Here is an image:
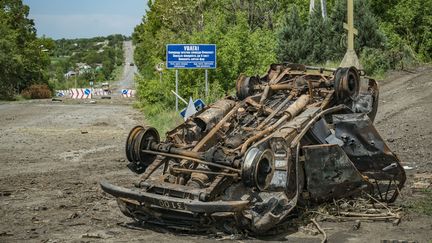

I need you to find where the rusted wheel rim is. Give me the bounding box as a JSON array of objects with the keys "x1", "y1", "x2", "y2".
[{"x1": 125, "y1": 125, "x2": 144, "y2": 162}]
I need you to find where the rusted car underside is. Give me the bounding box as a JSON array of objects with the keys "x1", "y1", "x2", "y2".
[{"x1": 100, "y1": 63, "x2": 406, "y2": 233}]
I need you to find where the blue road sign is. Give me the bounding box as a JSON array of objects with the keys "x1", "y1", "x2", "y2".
[
  {"x1": 167, "y1": 44, "x2": 216, "y2": 69},
  {"x1": 122, "y1": 89, "x2": 128, "y2": 95},
  {"x1": 84, "y1": 89, "x2": 91, "y2": 95},
  {"x1": 180, "y1": 99, "x2": 206, "y2": 118}
]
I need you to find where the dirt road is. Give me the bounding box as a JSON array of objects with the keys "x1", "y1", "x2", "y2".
[{"x1": 0, "y1": 66, "x2": 431, "y2": 242}]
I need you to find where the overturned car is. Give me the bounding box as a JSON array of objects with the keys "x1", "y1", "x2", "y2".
[{"x1": 100, "y1": 63, "x2": 406, "y2": 233}]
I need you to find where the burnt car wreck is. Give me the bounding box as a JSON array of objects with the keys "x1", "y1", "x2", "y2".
[{"x1": 100, "y1": 63, "x2": 406, "y2": 233}]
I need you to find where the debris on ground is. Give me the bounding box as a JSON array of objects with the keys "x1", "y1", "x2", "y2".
[
  {"x1": 81, "y1": 233, "x2": 105, "y2": 239},
  {"x1": 0, "y1": 190, "x2": 12, "y2": 197},
  {"x1": 311, "y1": 218, "x2": 327, "y2": 243},
  {"x1": 411, "y1": 173, "x2": 432, "y2": 191},
  {"x1": 352, "y1": 220, "x2": 361, "y2": 230}
]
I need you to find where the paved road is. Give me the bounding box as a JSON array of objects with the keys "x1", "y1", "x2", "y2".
[{"x1": 111, "y1": 41, "x2": 137, "y2": 94}]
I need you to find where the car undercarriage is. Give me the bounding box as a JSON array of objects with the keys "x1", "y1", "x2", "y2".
[{"x1": 100, "y1": 63, "x2": 406, "y2": 233}]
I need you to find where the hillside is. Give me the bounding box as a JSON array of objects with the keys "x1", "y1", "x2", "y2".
[{"x1": 48, "y1": 34, "x2": 127, "y2": 89}]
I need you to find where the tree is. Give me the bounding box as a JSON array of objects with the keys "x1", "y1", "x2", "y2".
[
  {"x1": 371, "y1": 0, "x2": 432, "y2": 61},
  {"x1": 303, "y1": 7, "x2": 334, "y2": 63},
  {"x1": 132, "y1": 0, "x2": 428, "y2": 109},
  {"x1": 0, "y1": 0, "x2": 50, "y2": 99},
  {"x1": 276, "y1": 0, "x2": 385, "y2": 65},
  {"x1": 276, "y1": 6, "x2": 306, "y2": 63}
]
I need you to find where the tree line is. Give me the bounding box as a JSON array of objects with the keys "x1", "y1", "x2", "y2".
[
  {"x1": 0, "y1": 0, "x2": 50, "y2": 100},
  {"x1": 49, "y1": 35, "x2": 126, "y2": 90},
  {"x1": 0, "y1": 0, "x2": 127, "y2": 99},
  {"x1": 133, "y1": 0, "x2": 431, "y2": 113}
]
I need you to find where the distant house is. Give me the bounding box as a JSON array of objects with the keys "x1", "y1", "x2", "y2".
[
  {"x1": 95, "y1": 40, "x2": 109, "y2": 47},
  {"x1": 75, "y1": 62, "x2": 91, "y2": 74},
  {"x1": 95, "y1": 63, "x2": 103, "y2": 71},
  {"x1": 64, "y1": 71, "x2": 76, "y2": 79},
  {"x1": 76, "y1": 62, "x2": 88, "y2": 69}
]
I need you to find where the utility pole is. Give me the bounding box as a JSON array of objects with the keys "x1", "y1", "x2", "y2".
[
  {"x1": 310, "y1": 0, "x2": 327, "y2": 18},
  {"x1": 309, "y1": 0, "x2": 315, "y2": 15},
  {"x1": 340, "y1": 0, "x2": 362, "y2": 69},
  {"x1": 321, "y1": 0, "x2": 327, "y2": 18}
]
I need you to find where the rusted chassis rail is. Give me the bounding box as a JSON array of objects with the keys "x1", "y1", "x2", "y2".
[{"x1": 100, "y1": 63, "x2": 406, "y2": 233}]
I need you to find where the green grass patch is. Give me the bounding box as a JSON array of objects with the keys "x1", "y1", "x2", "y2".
[
  {"x1": 136, "y1": 103, "x2": 183, "y2": 139},
  {"x1": 404, "y1": 189, "x2": 432, "y2": 216},
  {"x1": 13, "y1": 95, "x2": 28, "y2": 101}
]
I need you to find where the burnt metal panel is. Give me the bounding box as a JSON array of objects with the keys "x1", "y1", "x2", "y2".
[
  {"x1": 303, "y1": 144, "x2": 372, "y2": 201},
  {"x1": 333, "y1": 113, "x2": 405, "y2": 176}
]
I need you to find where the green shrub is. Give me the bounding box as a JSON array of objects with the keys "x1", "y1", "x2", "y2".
[
  {"x1": 136, "y1": 77, "x2": 174, "y2": 107},
  {"x1": 204, "y1": 81, "x2": 226, "y2": 104},
  {"x1": 360, "y1": 47, "x2": 391, "y2": 77},
  {"x1": 388, "y1": 44, "x2": 419, "y2": 70}
]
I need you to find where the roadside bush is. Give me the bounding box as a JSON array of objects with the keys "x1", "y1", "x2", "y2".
[
  {"x1": 204, "y1": 81, "x2": 226, "y2": 104},
  {"x1": 21, "y1": 84, "x2": 52, "y2": 99},
  {"x1": 361, "y1": 44, "x2": 420, "y2": 77},
  {"x1": 136, "y1": 77, "x2": 174, "y2": 108},
  {"x1": 387, "y1": 44, "x2": 419, "y2": 71},
  {"x1": 360, "y1": 48, "x2": 391, "y2": 76},
  {"x1": 142, "y1": 104, "x2": 183, "y2": 138}
]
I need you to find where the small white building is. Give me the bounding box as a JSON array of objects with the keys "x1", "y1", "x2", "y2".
[
  {"x1": 95, "y1": 40, "x2": 109, "y2": 47},
  {"x1": 75, "y1": 63, "x2": 92, "y2": 74},
  {"x1": 64, "y1": 71, "x2": 76, "y2": 79}
]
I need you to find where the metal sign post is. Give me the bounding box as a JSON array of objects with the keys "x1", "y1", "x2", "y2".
[
  {"x1": 175, "y1": 69, "x2": 179, "y2": 111},
  {"x1": 205, "y1": 69, "x2": 208, "y2": 97},
  {"x1": 166, "y1": 44, "x2": 217, "y2": 110}
]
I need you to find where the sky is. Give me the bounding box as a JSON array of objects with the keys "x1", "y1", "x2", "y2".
[{"x1": 23, "y1": 0, "x2": 148, "y2": 39}]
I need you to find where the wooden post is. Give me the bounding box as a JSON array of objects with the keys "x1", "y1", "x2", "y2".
[
  {"x1": 340, "y1": 0, "x2": 362, "y2": 69},
  {"x1": 344, "y1": 0, "x2": 358, "y2": 51}
]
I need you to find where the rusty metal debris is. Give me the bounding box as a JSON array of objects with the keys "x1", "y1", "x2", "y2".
[{"x1": 100, "y1": 63, "x2": 406, "y2": 233}]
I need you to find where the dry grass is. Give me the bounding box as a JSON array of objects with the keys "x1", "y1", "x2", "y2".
[{"x1": 21, "y1": 84, "x2": 52, "y2": 99}]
